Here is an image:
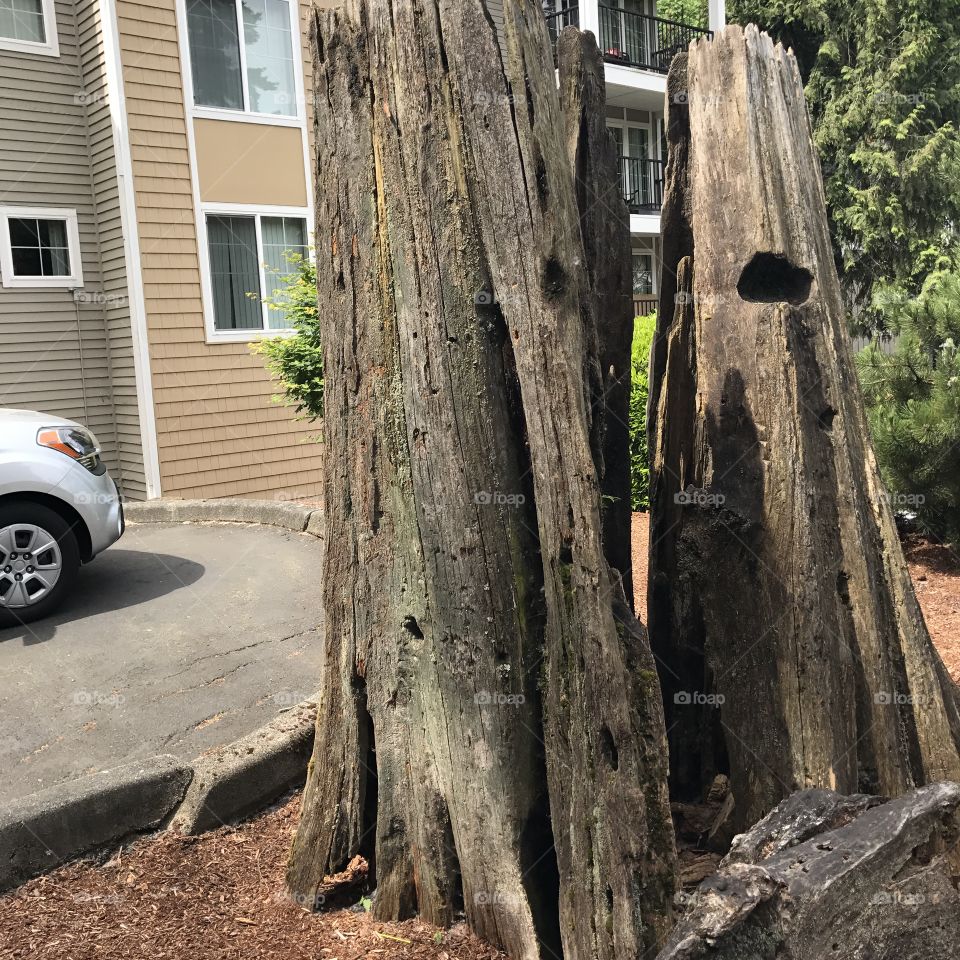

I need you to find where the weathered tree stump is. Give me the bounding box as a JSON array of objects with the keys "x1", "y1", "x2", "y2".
[
  {"x1": 648, "y1": 25, "x2": 960, "y2": 832},
  {"x1": 288, "y1": 4, "x2": 674, "y2": 959}
]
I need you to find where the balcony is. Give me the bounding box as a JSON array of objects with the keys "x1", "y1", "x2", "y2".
[
  {"x1": 618, "y1": 156, "x2": 665, "y2": 213},
  {"x1": 599, "y1": 6, "x2": 711, "y2": 73},
  {"x1": 544, "y1": 4, "x2": 712, "y2": 75}
]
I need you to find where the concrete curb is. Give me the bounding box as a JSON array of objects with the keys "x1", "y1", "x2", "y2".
[
  {"x1": 0, "y1": 755, "x2": 192, "y2": 893},
  {"x1": 169, "y1": 695, "x2": 319, "y2": 835},
  {"x1": 125, "y1": 498, "x2": 322, "y2": 536}
]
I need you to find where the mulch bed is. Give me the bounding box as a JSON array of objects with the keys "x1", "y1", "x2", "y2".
[
  {"x1": 0, "y1": 795, "x2": 504, "y2": 960},
  {"x1": 3, "y1": 515, "x2": 958, "y2": 959}
]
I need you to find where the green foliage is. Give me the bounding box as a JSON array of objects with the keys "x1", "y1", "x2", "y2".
[
  {"x1": 856, "y1": 271, "x2": 960, "y2": 542},
  {"x1": 657, "y1": 0, "x2": 709, "y2": 27},
  {"x1": 630, "y1": 314, "x2": 657, "y2": 511},
  {"x1": 250, "y1": 253, "x2": 324, "y2": 422},
  {"x1": 727, "y1": 0, "x2": 960, "y2": 324}
]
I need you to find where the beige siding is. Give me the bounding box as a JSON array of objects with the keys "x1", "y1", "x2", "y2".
[
  {"x1": 116, "y1": 0, "x2": 323, "y2": 501},
  {"x1": 0, "y1": 0, "x2": 145, "y2": 497}
]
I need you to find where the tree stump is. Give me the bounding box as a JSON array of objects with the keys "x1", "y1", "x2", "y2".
[
  {"x1": 288, "y1": 4, "x2": 675, "y2": 959},
  {"x1": 648, "y1": 24, "x2": 960, "y2": 833}
]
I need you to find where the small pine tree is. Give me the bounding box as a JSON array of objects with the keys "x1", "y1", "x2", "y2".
[
  {"x1": 250, "y1": 254, "x2": 324, "y2": 422},
  {"x1": 857, "y1": 271, "x2": 960, "y2": 542}
]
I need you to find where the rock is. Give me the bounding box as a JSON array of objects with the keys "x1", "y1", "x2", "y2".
[{"x1": 658, "y1": 782, "x2": 960, "y2": 959}]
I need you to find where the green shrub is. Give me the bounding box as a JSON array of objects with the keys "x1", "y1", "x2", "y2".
[
  {"x1": 630, "y1": 313, "x2": 657, "y2": 512},
  {"x1": 250, "y1": 254, "x2": 324, "y2": 422},
  {"x1": 857, "y1": 271, "x2": 960, "y2": 543}
]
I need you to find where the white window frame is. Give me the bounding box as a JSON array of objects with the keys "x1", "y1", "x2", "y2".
[
  {"x1": 199, "y1": 202, "x2": 312, "y2": 343},
  {"x1": 181, "y1": 0, "x2": 305, "y2": 127},
  {"x1": 0, "y1": 206, "x2": 82, "y2": 289},
  {"x1": 0, "y1": 0, "x2": 59, "y2": 57}
]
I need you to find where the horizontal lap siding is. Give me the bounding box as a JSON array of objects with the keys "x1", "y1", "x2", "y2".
[
  {"x1": 0, "y1": 0, "x2": 144, "y2": 497},
  {"x1": 116, "y1": 0, "x2": 323, "y2": 501}
]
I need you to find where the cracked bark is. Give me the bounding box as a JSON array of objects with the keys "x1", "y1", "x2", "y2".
[
  {"x1": 648, "y1": 25, "x2": 960, "y2": 833},
  {"x1": 287, "y1": 4, "x2": 675, "y2": 960}
]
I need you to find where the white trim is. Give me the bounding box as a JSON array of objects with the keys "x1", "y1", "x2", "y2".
[
  {"x1": 180, "y1": 0, "x2": 304, "y2": 123},
  {"x1": 708, "y1": 0, "x2": 726, "y2": 33},
  {"x1": 0, "y1": 206, "x2": 83, "y2": 288},
  {"x1": 192, "y1": 106, "x2": 303, "y2": 128},
  {"x1": 200, "y1": 205, "x2": 311, "y2": 342},
  {"x1": 0, "y1": 0, "x2": 59, "y2": 57},
  {"x1": 630, "y1": 212, "x2": 661, "y2": 236},
  {"x1": 99, "y1": 0, "x2": 162, "y2": 499}
]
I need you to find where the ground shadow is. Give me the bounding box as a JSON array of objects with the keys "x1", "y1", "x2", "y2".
[{"x1": 0, "y1": 549, "x2": 206, "y2": 645}]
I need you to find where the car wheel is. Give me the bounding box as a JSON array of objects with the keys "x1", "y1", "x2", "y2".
[{"x1": 0, "y1": 502, "x2": 80, "y2": 626}]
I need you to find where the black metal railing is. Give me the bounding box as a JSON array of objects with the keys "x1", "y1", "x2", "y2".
[
  {"x1": 618, "y1": 156, "x2": 665, "y2": 212},
  {"x1": 545, "y1": 4, "x2": 580, "y2": 58},
  {"x1": 598, "y1": 6, "x2": 711, "y2": 73}
]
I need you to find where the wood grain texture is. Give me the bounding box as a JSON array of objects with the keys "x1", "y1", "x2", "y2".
[
  {"x1": 288, "y1": 4, "x2": 675, "y2": 959},
  {"x1": 648, "y1": 25, "x2": 960, "y2": 832}
]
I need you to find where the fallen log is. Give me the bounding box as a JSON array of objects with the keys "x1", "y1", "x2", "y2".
[{"x1": 659, "y1": 782, "x2": 960, "y2": 959}]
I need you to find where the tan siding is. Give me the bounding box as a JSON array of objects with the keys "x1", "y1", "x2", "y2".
[
  {"x1": 0, "y1": 0, "x2": 145, "y2": 497},
  {"x1": 116, "y1": 0, "x2": 322, "y2": 501}
]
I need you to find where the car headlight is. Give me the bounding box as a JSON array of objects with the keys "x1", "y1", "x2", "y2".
[{"x1": 37, "y1": 426, "x2": 102, "y2": 473}]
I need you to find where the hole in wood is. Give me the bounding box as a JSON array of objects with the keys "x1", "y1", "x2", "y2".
[
  {"x1": 600, "y1": 724, "x2": 619, "y2": 770},
  {"x1": 737, "y1": 252, "x2": 813, "y2": 305}
]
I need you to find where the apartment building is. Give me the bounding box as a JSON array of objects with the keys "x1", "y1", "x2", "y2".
[
  {"x1": 0, "y1": 0, "x2": 323, "y2": 501},
  {"x1": 542, "y1": 0, "x2": 725, "y2": 314}
]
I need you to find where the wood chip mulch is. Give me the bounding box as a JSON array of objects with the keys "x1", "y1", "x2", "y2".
[
  {"x1": 0, "y1": 794, "x2": 505, "y2": 960},
  {"x1": 4, "y1": 515, "x2": 958, "y2": 959}
]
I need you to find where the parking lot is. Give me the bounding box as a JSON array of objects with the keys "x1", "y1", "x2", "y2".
[{"x1": 0, "y1": 521, "x2": 323, "y2": 804}]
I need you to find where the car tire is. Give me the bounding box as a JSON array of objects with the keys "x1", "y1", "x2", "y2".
[{"x1": 0, "y1": 501, "x2": 81, "y2": 627}]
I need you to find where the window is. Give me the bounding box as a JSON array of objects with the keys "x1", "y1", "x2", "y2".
[
  {"x1": 0, "y1": 0, "x2": 58, "y2": 56},
  {"x1": 186, "y1": 0, "x2": 298, "y2": 118},
  {"x1": 633, "y1": 253, "x2": 653, "y2": 296},
  {"x1": 205, "y1": 211, "x2": 308, "y2": 333},
  {"x1": 0, "y1": 207, "x2": 82, "y2": 288}
]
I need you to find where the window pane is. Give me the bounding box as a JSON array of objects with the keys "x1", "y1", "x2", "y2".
[
  {"x1": 8, "y1": 217, "x2": 71, "y2": 278},
  {"x1": 261, "y1": 216, "x2": 307, "y2": 329},
  {"x1": 632, "y1": 254, "x2": 653, "y2": 295},
  {"x1": 242, "y1": 0, "x2": 296, "y2": 116},
  {"x1": 187, "y1": 0, "x2": 244, "y2": 110},
  {"x1": 0, "y1": 0, "x2": 46, "y2": 43},
  {"x1": 207, "y1": 215, "x2": 263, "y2": 330},
  {"x1": 11, "y1": 246, "x2": 42, "y2": 276}
]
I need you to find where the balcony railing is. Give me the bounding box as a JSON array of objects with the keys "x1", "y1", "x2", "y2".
[
  {"x1": 633, "y1": 294, "x2": 658, "y2": 316},
  {"x1": 545, "y1": 4, "x2": 580, "y2": 57},
  {"x1": 598, "y1": 6, "x2": 711, "y2": 73},
  {"x1": 618, "y1": 156, "x2": 665, "y2": 213}
]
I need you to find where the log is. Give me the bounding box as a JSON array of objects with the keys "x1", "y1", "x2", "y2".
[
  {"x1": 288, "y1": 4, "x2": 676, "y2": 959},
  {"x1": 648, "y1": 24, "x2": 960, "y2": 832},
  {"x1": 658, "y1": 782, "x2": 960, "y2": 960}
]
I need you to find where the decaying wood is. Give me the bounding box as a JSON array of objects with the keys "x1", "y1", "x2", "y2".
[
  {"x1": 289, "y1": 4, "x2": 675, "y2": 959},
  {"x1": 659, "y1": 783, "x2": 960, "y2": 959},
  {"x1": 558, "y1": 28, "x2": 635, "y2": 606},
  {"x1": 648, "y1": 25, "x2": 960, "y2": 832}
]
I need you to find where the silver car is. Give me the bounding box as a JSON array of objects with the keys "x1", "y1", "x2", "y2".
[{"x1": 0, "y1": 408, "x2": 124, "y2": 624}]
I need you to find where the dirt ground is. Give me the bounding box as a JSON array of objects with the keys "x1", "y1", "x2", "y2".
[{"x1": 3, "y1": 514, "x2": 959, "y2": 960}]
